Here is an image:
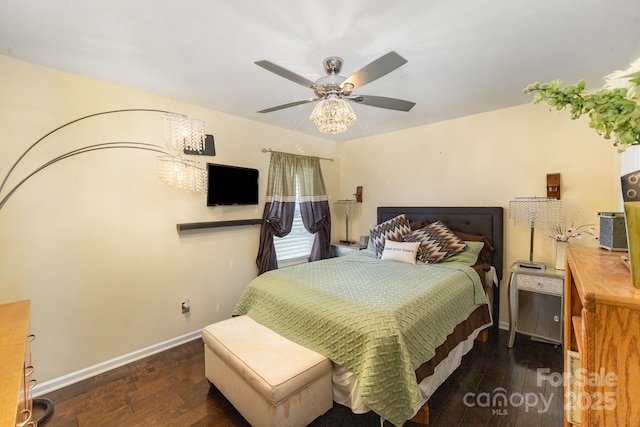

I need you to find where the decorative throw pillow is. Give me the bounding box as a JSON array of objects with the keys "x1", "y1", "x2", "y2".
[
  {"x1": 441, "y1": 241, "x2": 485, "y2": 266},
  {"x1": 450, "y1": 230, "x2": 495, "y2": 265},
  {"x1": 369, "y1": 214, "x2": 412, "y2": 258},
  {"x1": 381, "y1": 240, "x2": 421, "y2": 264},
  {"x1": 403, "y1": 220, "x2": 467, "y2": 263}
]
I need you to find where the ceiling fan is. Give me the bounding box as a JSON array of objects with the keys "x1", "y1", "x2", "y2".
[{"x1": 254, "y1": 51, "x2": 415, "y2": 133}]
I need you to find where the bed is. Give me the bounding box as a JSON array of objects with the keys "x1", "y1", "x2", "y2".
[{"x1": 232, "y1": 206, "x2": 503, "y2": 426}]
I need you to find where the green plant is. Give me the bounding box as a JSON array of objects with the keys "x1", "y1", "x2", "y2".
[{"x1": 524, "y1": 59, "x2": 640, "y2": 152}]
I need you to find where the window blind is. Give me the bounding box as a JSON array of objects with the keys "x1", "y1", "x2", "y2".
[{"x1": 273, "y1": 192, "x2": 314, "y2": 261}]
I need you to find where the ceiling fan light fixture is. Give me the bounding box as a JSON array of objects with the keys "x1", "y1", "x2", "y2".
[
  {"x1": 256, "y1": 52, "x2": 411, "y2": 133},
  {"x1": 309, "y1": 97, "x2": 356, "y2": 134}
]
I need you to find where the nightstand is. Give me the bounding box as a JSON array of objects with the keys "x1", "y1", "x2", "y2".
[
  {"x1": 508, "y1": 263, "x2": 564, "y2": 348},
  {"x1": 330, "y1": 242, "x2": 364, "y2": 257}
]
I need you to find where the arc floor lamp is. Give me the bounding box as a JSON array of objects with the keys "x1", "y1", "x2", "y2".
[{"x1": 0, "y1": 109, "x2": 209, "y2": 211}]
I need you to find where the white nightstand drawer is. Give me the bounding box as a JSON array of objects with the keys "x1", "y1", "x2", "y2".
[{"x1": 516, "y1": 274, "x2": 563, "y2": 295}]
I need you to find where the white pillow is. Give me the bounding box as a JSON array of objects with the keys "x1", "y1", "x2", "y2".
[{"x1": 381, "y1": 240, "x2": 420, "y2": 264}]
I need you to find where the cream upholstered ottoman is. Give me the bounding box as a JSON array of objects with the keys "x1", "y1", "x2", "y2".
[{"x1": 202, "y1": 316, "x2": 333, "y2": 427}]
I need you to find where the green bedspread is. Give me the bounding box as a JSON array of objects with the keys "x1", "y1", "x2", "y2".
[{"x1": 232, "y1": 249, "x2": 489, "y2": 426}]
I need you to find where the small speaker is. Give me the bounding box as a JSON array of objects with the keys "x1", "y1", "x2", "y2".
[{"x1": 598, "y1": 212, "x2": 628, "y2": 251}]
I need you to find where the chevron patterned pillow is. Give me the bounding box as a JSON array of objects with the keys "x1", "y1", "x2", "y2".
[
  {"x1": 369, "y1": 214, "x2": 412, "y2": 258},
  {"x1": 403, "y1": 220, "x2": 467, "y2": 263}
]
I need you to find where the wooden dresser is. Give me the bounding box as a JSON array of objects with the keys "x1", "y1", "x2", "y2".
[
  {"x1": 0, "y1": 300, "x2": 34, "y2": 427},
  {"x1": 564, "y1": 247, "x2": 640, "y2": 427}
]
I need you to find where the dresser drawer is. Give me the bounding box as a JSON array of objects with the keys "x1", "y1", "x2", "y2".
[{"x1": 517, "y1": 273, "x2": 563, "y2": 295}]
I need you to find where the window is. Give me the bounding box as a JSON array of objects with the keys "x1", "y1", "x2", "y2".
[{"x1": 273, "y1": 186, "x2": 314, "y2": 264}]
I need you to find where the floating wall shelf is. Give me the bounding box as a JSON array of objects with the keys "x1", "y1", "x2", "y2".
[{"x1": 176, "y1": 219, "x2": 262, "y2": 232}]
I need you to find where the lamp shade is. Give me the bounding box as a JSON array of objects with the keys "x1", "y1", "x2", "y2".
[
  {"x1": 509, "y1": 196, "x2": 562, "y2": 228},
  {"x1": 164, "y1": 114, "x2": 206, "y2": 153},
  {"x1": 157, "y1": 155, "x2": 207, "y2": 192},
  {"x1": 334, "y1": 199, "x2": 357, "y2": 215}
]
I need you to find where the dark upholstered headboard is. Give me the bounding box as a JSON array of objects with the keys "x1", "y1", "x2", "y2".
[{"x1": 377, "y1": 206, "x2": 504, "y2": 281}]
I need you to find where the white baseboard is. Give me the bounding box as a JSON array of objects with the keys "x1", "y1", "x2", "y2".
[
  {"x1": 33, "y1": 321, "x2": 513, "y2": 397},
  {"x1": 33, "y1": 329, "x2": 202, "y2": 397}
]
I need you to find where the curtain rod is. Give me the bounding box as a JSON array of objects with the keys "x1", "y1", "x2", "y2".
[{"x1": 261, "y1": 148, "x2": 333, "y2": 162}]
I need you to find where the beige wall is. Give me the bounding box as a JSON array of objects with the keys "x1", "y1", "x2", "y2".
[
  {"x1": 0, "y1": 55, "x2": 338, "y2": 383},
  {"x1": 0, "y1": 54, "x2": 621, "y2": 386},
  {"x1": 337, "y1": 104, "x2": 620, "y2": 326}
]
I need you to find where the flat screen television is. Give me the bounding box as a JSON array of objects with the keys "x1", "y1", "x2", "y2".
[{"x1": 206, "y1": 163, "x2": 259, "y2": 206}]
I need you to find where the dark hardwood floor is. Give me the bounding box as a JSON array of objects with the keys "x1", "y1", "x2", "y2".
[{"x1": 35, "y1": 328, "x2": 563, "y2": 427}]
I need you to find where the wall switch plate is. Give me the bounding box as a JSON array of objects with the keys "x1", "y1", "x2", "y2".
[{"x1": 181, "y1": 299, "x2": 190, "y2": 314}]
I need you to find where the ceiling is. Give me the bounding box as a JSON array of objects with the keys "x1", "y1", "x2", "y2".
[{"x1": 1, "y1": 0, "x2": 640, "y2": 142}]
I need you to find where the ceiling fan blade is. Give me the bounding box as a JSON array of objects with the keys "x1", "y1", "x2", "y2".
[
  {"x1": 257, "y1": 98, "x2": 320, "y2": 113},
  {"x1": 350, "y1": 95, "x2": 416, "y2": 112},
  {"x1": 342, "y1": 52, "x2": 408, "y2": 90},
  {"x1": 255, "y1": 60, "x2": 316, "y2": 88}
]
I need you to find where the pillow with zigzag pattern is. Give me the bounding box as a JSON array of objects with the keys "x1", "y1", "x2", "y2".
[
  {"x1": 369, "y1": 214, "x2": 411, "y2": 258},
  {"x1": 403, "y1": 220, "x2": 467, "y2": 263}
]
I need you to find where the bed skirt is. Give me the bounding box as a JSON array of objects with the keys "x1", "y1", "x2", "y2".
[{"x1": 332, "y1": 303, "x2": 492, "y2": 416}]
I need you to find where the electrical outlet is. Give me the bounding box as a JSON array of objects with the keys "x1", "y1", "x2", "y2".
[{"x1": 181, "y1": 299, "x2": 190, "y2": 314}]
